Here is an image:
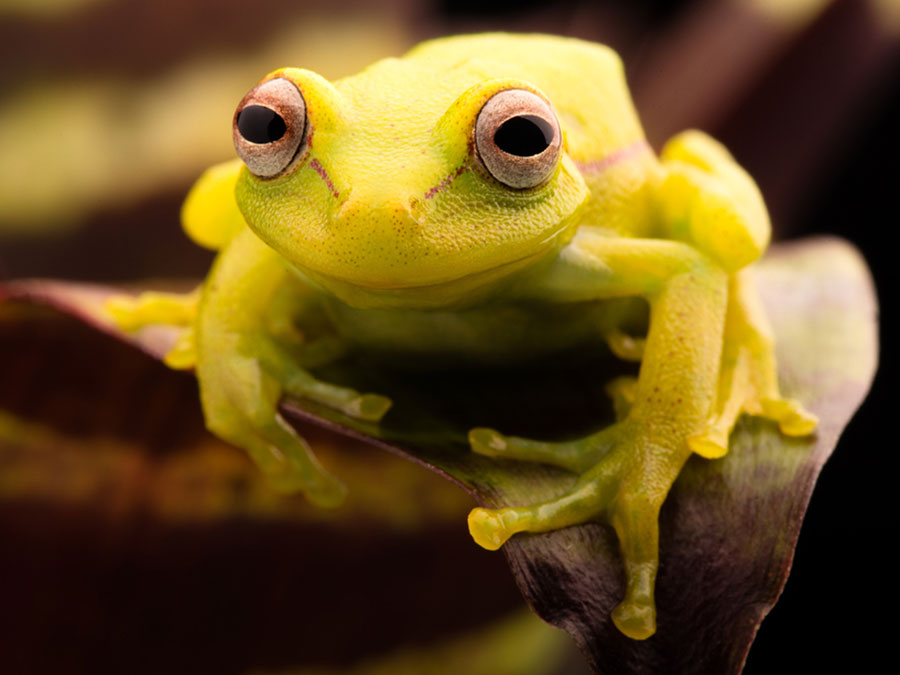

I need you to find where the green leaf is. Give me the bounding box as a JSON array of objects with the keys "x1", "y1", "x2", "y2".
[{"x1": 0, "y1": 237, "x2": 877, "y2": 673}]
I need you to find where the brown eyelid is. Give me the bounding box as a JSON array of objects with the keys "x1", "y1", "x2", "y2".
[{"x1": 474, "y1": 89, "x2": 562, "y2": 190}]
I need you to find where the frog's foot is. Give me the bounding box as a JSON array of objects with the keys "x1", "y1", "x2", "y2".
[{"x1": 468, "y1": 423, "x2": 678, "y2": 640}]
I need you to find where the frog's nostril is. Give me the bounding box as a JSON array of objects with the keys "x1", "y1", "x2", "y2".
[{"x1": 336, "y1": 195, "x2": 416, "y2": 224}]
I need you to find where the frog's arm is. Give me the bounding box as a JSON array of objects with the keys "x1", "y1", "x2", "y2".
[
  {"x1": 473, "y1": 234, "x2": 729, "y2": 639},
  {"x1": 467, "y1": 135, "x2": 817, "y2": 640},
  {"x1": 105, "y1": 159, "x2": 247, "y2": 368},
  {"x1": 194, "y1": 226, "x2": 391, "y2": 505}
]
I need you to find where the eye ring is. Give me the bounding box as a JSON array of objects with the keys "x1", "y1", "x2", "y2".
[
  {"x1": 474, "y1": 89, "x2": 562, "y2": 189},
  {"x1": 233, "y1": 77, "x2": 307, "y2": 178}
]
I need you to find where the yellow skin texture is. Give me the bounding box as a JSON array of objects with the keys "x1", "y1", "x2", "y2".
[{"x1": 106, "y1": 34, "x2": 817, "y2": 640}]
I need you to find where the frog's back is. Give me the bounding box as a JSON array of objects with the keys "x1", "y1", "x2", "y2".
[{"x1": 403, "y1": 33, "x2": 646, "y2": 165}]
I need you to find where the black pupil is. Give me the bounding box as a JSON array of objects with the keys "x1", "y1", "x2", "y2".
[
  {"x1": 237, "y1": 105, "x2": 287, "y2": 144},
  {"x1": 493, "y1": 115, "x2": 553, "y2": 156}
]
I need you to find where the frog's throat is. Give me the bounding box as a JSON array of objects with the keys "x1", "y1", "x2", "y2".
[{"x1": 288, "y1": 246, "x2": 557, "y2": 311}]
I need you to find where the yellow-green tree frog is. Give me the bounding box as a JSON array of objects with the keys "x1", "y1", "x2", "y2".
[{"x1": 107, "y1": 33, "x2": 817, "y2": 640}]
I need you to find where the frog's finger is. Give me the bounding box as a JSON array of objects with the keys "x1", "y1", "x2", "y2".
[
  {"x1": 256, "y1": 339, "x2": 392, "y2": 422},
  {"x1": 282, "y1": 369, "x2": 392, "y2": 422},
  {"x1": 469, "y1": 425, "x2": 615, "y2": 473},
  {"x1": 468, "y1": 479, "x2": 611, "y2": 551},
  {"x1": 162, "y1": 327, "x2": 197, "y2": 371},
  {"x1": 468, "y1": 428, "x2": 584, "y2": 471},
  {"x1": 608, "y1": 490, "x2": 663, "y2": 640},
  {"x1": 606, "y1": 330, "x2": 645, "y2": 361},
  {"x1": 605, "y1": 376, "x2": 637, "y2": 421},
  {"x1": 105, "y1": 288, "x2": 200, "y2": 331}
]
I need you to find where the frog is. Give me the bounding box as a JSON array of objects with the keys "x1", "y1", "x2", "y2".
[{"x1": 106, "y1": 33, "x2": 817, "y2": 640}]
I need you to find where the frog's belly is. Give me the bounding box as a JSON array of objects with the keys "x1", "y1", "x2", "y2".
[{"x1": 322, "y1": 296, "x2": 646, "y2": 368}]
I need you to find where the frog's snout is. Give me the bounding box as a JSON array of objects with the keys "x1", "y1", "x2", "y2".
[{"x1": 334, "y1": 193, "x2": 422, "y2": 232}]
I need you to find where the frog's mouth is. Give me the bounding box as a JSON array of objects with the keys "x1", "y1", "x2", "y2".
[{"x1": 289, "y1": 243, "x2": 560, "y2": 311}]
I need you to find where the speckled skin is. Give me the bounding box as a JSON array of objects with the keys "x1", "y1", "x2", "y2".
[{"x1": 107, "y1": 34, "x2": 817, "y2": 640}]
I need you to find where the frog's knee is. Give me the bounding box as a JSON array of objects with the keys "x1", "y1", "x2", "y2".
[{"x1": 660, "y1": 130, "x2": 770, "y2": 272}]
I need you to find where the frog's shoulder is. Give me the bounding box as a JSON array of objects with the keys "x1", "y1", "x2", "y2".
[{"x1": 403, "y1": 33, "x2": 646, "y2": 164}]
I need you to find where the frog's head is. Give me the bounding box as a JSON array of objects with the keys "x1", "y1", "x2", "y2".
[{"x1": 231, "y1": 56, "x2": 592, "y2": 309}]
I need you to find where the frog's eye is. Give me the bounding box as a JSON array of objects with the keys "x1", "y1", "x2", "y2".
[
  {"x1": 475, "y1": 89, "x2": 562, "y2": 189},
  {"x1": 233, "y1": 77, "x2": 307, "y2": 178}
]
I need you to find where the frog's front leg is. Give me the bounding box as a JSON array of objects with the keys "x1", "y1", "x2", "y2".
[
  {"x1": 196, "y1": 227, "x2": 391, "y2": 506},
  {"x1": 469, "y1": 233, "x2": 728, "y2": 639}
]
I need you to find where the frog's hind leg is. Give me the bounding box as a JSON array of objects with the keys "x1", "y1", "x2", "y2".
[{"x1": 688, "y1": 269, "x2": 817, "y2": 459}]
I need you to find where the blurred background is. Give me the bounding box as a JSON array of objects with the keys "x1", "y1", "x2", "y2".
[{"x1": 0, "y1": 0, "x2": 896, "y2": 673}]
